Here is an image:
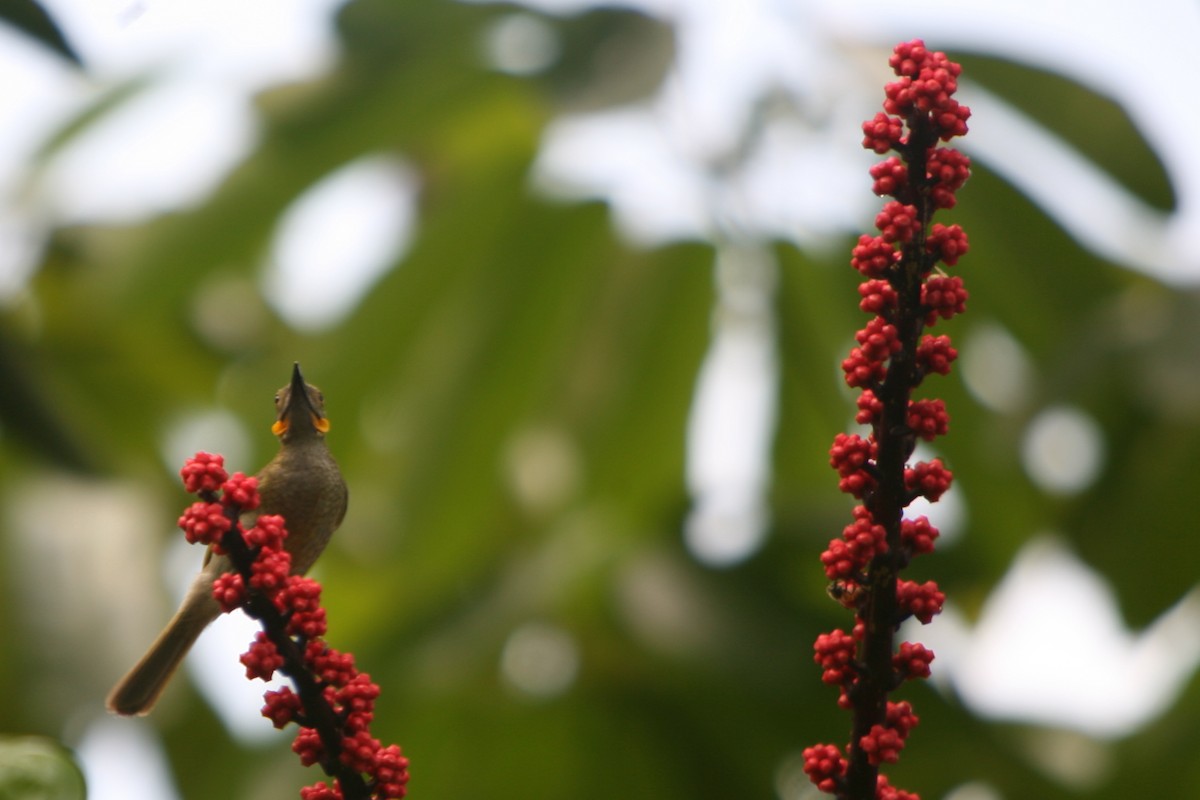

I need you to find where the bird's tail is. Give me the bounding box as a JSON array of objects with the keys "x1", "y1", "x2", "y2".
[{"x1": 106, "y1": 592, "x2": 217, "y2": 716}]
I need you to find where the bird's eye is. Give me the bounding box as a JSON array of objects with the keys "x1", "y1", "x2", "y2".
[{"x1": 274, "y1": 393, "x2": 282, "y2": 403}]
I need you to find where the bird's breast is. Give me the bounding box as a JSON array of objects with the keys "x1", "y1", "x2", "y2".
[{"x1": 254, "y1": 441, "x2": 347, "y2": 574}]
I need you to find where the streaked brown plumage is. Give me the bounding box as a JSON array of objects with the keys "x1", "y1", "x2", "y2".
[{"x1": 106, "y1": 363, "x2": 347, "y2": 716}]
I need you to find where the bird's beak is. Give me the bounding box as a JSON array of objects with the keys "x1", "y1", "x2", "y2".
[
  {"x1": 289, "y1": 362, "x2": 312, "y2": 413},
  {"x1": 272, "y1": 363, "x2": 329, "y2": 436}
]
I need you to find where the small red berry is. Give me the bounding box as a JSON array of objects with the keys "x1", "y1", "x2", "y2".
[
  {"x1": 875, "y1": 201, "x2": 920, "y2": 244},
  {"x1": 907, "y1": 398, "x2": 949, "y2": 441},
  {"x1": 802, "y1": 743, "x2": 847, "y2": 794},
  {"x1": 262, "y1": 686, "x2": 303, "y2": 729},
  {"x1": 292, "y1": 727, "x2": 325, "y2": 767},
  {"x1": 905, "y1": 458, "x2": 953, "y2": 501},
  {"x1": 180, "y1": 452, "x2": 228, "y2": 495},
  {"x1": 221, "y1": 472, "x2": 260, "y2": 511},
  {"x1": 241, "y1": 632, "x2": 284, "y2": 681},
  {"x1": 900, "y1": 515, "x2": 939, "y2": 555},
  {"x1": 212, "y1": 572, "x2": 246, "y2": 613},
  {"x1": 893, "y1": 641, "x2": 935, "y2": 681},
  {"x1": 858, "y1": 279, "x2": 897, "y2": 315},
  {"x1": 862, "y1": 113, "x2": 905, "y2": 154},
  {"x1": 178, "y1": 501, "x2": 232, "y2": 547},
  {"x1": 245, "y1": 513, "x2": 288, "y2": 550},
  {"x1": 851, "y1": 234, "x2": 899, "y2": 278},
  {"x1": 897, "y1": 579, "x2": 945, "y2": 624}
]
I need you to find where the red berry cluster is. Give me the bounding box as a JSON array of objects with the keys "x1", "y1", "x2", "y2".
[
  {"x1": 178, "y1": 452, "x2": 409, "y2": 800},
  {"x1": 806, "y1": 40, "x2": 970, "y2": 800}
]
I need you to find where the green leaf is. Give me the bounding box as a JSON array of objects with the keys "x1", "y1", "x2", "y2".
[{"x1": 0, "y1": 0, "x2": 80, "y2": 66}]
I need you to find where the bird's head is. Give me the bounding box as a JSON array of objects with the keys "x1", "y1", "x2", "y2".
[{"x1": 271, "y1": 363, "x2": 331, "y2": 440}]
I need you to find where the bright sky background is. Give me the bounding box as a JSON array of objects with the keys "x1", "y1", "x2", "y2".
[{"x1": 5, "y1": 1, "x2": 1200, "y2": 798}]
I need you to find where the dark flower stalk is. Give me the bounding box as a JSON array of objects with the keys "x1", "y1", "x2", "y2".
[
  {"x1": 179, "y1": 452, "x2": 410, "y2": 800},
  {"x1": 803, "y1": 40, "x2": 971, "y2": 800}
]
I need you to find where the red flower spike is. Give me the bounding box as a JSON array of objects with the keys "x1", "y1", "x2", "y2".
[
  {"x1": 180, "y1": 452, "x2": 228, "y2": 495},
  {"x1": 813, "y1": 39, "x2": 967, "y2": 797},
  {"x1": 171, "y1": 456, "x2": 406, "y2": 799},
  {"x1": 803, "y1": 743, "x2": 848, "y2": 794}
]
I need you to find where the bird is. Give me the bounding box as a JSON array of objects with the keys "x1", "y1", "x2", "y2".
[{"x1": 106, "y1": 363, "x2": 348, "y2": 716}]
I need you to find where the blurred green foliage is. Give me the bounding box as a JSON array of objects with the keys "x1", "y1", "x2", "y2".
[
  {"x1": 3, "y1": 3, "x2": 1199, "y2": 799},
  {"x1": 0, "y1": 736, "x2": 85, "y2": 800}
]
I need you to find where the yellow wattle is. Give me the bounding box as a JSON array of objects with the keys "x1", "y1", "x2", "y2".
[{"x1": 272, "y1": 420, "x2": 288, "y2": 436}]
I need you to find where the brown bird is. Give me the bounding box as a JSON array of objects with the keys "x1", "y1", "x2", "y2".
[{"x1": 107, "y1": 363, "x2": 348, "y2": 716}]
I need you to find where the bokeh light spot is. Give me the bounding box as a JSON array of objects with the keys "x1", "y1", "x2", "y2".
[
  {"x1": 961, "y1": 321, "x2": 1034, "y2": 414},
  {"x1": 500, "y1": 621, "x2": 579, "y2": 699},
  {"x1": 482, "y1": 12, "x2": 561, "y2": 75},
  {"x1": 1020, "y1": 406, "x2": 1104, "y2": 495},
  {"x1": 264, "y1": 154, "x2": 418, "y2": 331}
]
